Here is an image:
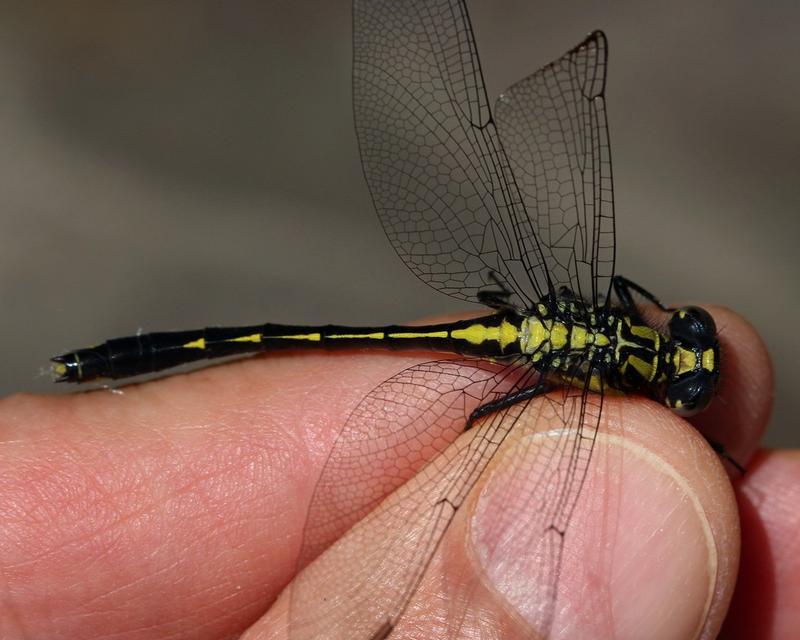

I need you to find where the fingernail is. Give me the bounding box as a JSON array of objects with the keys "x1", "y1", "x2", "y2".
[{"x1": 469, "y1": 432, "x2": 717, "y2": 640}]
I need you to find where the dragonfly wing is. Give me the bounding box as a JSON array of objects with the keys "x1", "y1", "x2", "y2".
[
  {"x1": 353, "y1": 0, "x2": 554, "y2": 308},
  {"x1": 288, "y1": 358, "x2": 607, "y2": 639},
  {"x1": 293, "y1": 357, "x2": 530, "y2": 572},
  {"x1": 495, "y1": 31, "x2": 616, "y2": 312},
  {"x1": 470, "y1": 365, "x2": 607, "y2": 632},
  {"x1": 288, "y1": 357, "x2": 533, "y2": 637}
]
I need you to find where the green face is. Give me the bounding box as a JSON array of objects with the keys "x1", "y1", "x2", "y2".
[{"x1": 664, "y1": 307, "x2": 721, "y2": 416}]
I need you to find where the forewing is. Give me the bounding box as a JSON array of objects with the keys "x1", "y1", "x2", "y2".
[
  {"x1": 470, "y1": 364, "x2": 606, "y2": 632},
  {"x1": 495, "y1": 31, "x2": 615, "y2": 312},
  {"x1": 289, "y1": 357, "x2": 537, "y2": 638},
  {"x1": 353, "y1": 0, "x2": 552, "y2": 307},
  {"x1": 288, "y1": 358, "x2": 606, "y2": 638},
  {"x1": 294, "y1": 357, "x2": 528, "y2": 571}
]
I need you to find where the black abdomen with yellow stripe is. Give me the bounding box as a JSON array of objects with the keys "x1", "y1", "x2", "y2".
[{"x1": 52, "y1": 313, "x2": 527, "y2": 383}]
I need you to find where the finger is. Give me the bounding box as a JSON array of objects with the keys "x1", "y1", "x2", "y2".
[
  {"x1": 691, "y1": 305, "x2": 773, "y2": 470},
  {"x1": 720, "y1": 449, "x2": 800, "y2": 639},
  {"x1": 0, "y1": 351, "x2": 428, "y2": 640},
  {"x1": 252, "y1": 397, "x2": 740, "y2": 639}
]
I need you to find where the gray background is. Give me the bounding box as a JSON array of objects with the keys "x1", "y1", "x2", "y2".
[{"x1": 0, "y1": 1, "x2": 796, "y2": 447}]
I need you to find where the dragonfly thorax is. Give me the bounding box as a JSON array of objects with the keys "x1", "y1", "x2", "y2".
[
  {"x1": 518, "y1": 307, "x2": 611, "y2": 366},
  {"x1": 513, "y1": 300, "x2": 715, "y2": 414}
]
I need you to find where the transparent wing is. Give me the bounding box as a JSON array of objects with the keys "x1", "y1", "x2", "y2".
[
  {"x1": 294, "y1": 357, "x2": 531, "y2": 570},
  {"x1": 471, "y1": 365, "x2": 606, "y2": 632},
  {"x1": 353, "y1": 0, "x2": 553, "y2": 308},
  {"x1": 288, "y1": 358, "x2": 605, "y2": 639},
  {"x1": 495, "y1": 31, "x2": 615, "y2": 311}
]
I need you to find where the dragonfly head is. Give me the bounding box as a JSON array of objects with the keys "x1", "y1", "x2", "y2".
[{"x1": 664, "y1": 306, "x2": 720, "y2": 417}]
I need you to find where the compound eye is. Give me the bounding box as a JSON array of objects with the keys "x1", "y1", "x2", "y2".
[
  {"x1": 666, "y1": 372, "x2": 715, "y2": 417},
  {"x1": 669, "y1": 306, "x2": 717, "y2": 345}
]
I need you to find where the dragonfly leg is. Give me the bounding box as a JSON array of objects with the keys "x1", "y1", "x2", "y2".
[
  {"x1": 707, "y1": 438, "x2": 746, "y2": 475},
  {"x1": 612, "y1": 275, "x2": 674, "y2": 317},
  {"x1": 477, "y1": 271, "x2": 515, "y2": 311},
  {"x1": 477, "y1": 289, "x2": 512, "y2": 310},
  {"x1": 558, "y1": 285, "x2": 577, "y2": 298},
  {"x1": 464, "y1": 381, "x2": 551, "y2": 432}
]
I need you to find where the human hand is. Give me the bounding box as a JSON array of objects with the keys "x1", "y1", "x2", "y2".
[{"x1": 0, "y1": 307, "x2": 794, "y2": 639}]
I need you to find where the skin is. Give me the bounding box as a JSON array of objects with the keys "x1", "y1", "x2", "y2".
[{"x1": 0, "y1": 306, "x2": 795, "y2": 639}]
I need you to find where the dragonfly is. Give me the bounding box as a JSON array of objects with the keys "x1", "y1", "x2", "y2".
[{"x1": 51, "y1": 1, "x2": 729, "y2": 637}]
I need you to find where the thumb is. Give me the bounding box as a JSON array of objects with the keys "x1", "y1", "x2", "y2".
[{"x1": 471, "y1": 399, "x2": 740, "y2": 639}]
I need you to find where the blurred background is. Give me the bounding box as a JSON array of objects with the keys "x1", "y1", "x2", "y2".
[{"x1": 0, "y1": 1, "x2": 796, "y2": 446}]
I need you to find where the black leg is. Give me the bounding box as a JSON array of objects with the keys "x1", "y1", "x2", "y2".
[
  {"x1": 558, "y1": 285, "x2": 576, "y2": 298},
  {"x1": 464, "y1": 381, "x2": 551, "y2": 432},
  {"x1": 477, "y1": 289, "x2": 512, "y2": 310},
  {"x1": 477, "y1": 271, "x2": 515, "y2": 311},
  {"x1": 707, "y1": 439, "x2": 746, "y2": 475},
  {"x1": 612, "y1": 275, "x2": 673, "y2": 319}
]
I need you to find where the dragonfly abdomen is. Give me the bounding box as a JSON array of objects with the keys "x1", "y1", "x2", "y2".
[{"x1": 51, "y1": 314, "x2": 527, "y2": 383}]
